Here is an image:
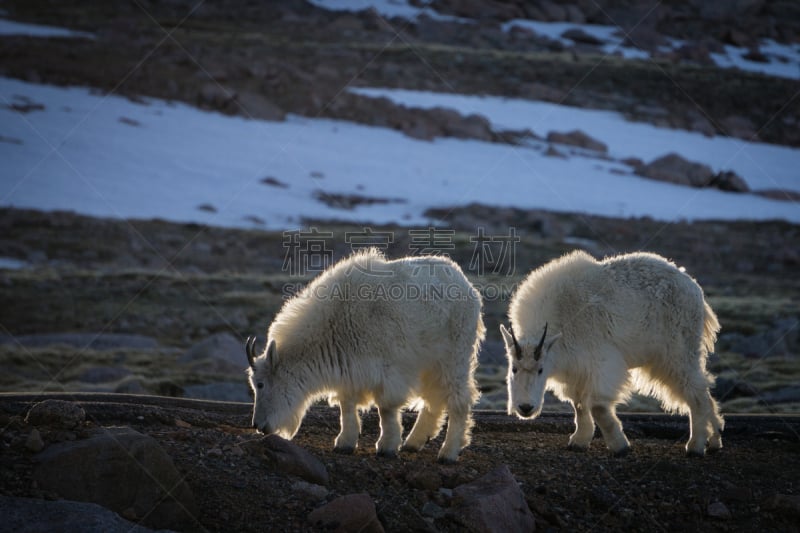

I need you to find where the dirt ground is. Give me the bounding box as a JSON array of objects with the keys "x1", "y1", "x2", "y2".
[{"x1": 2, "y1": 393, "x2": 799, "y2": 532}]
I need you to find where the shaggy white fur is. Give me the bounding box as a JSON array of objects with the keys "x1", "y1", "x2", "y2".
[
  {"x1": 248, "y1": 248, "x2": 484, "y2": 463},
  {"x1": 501, "y1": 250, "x2": 723, "y2": 456}
]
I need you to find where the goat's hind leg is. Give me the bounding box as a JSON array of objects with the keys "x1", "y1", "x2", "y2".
[
  {"x1": 567, "y1": 402, "x2": 595, "y2": 451},
  {"x1": 686, "y1": 387, "x2": 723, "y2": 457},
  {"x1": 402, "y1": 399, "x2": 445, "y2": 453}
]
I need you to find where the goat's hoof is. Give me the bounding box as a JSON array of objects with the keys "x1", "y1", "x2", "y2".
[
  {"x1": 612, "y1": 446, "x2": 631, "y2": 458},
  {"x1": 706, "y1": 446, "x2": 722, "y2": 455},
  {"x1": 333, "y1": 445, "x2": 355, "y2": 455},
  {"x1": 437, "y1": 456, "x2": 457, "y2": 465},
  {"x1": 685, "y1": 449, "x2": 705, "y2": 458},
  {"x1": 566, "y1": 443, "x2": 588, "y2": 452},
  {"x1": 376, "y1": 449, "x2": 398, "y2": 459}
]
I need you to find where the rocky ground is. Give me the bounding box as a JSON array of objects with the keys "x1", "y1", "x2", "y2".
[
  {"x1": 1, "y1": 0, "x2": 800, "y2": 530},
  {"x1": 1, "y1": 394, "x2": 799, "y2": 532},
  {"x1": 0, "y1": 206, "x2": 798, "y2": 532}
]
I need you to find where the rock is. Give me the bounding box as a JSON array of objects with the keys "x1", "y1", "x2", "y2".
[
  {"x1": 235, "y1": 91, "x2": 286, "y2": 121},
  {"x1": 32, "y1": 426, "x2": 197, "y2": 530},
  {"x1": 709, "y1": 171, "x2": 749, "y2": 193},
  {"x1": 198, "y1": 82, "x2": 235, "y2": 110},
  {"x1": 25, "y1": 400, "x2": 85, "y2": 429},
  {"x1": 429, "y1": 107, "x2": 493, "y2": 142},
  {"x1": 242, "y1": 434, "x2": 329, "y2": 486},
  {"x1": 636, "y1": 153, "x2": 714, "y2": 188},
  {"x1": 712, "y1": 377, "x2": 758, "y2": 400},
  {"x1": 561, "y1": 28, "x2": 604, "y2": 45},
  {"x1": 78, "y1": 366, "x2": 132, "y2": 383},
  {"x1": 291, "y1": 480, "x2": 329, "y2": 501},
  {"x1": 754, "y1": 189, "x2": 800, "y2": 202},
  {"x1": 449, "y1": 465, "x2": 535, "y2": 533},
  {"x1": 406, "y1": 468, "x2": 443, "y2": 491},
  {"x1": 0, "y1": 496, "x2": 158, "y2": 533},
  {"x1": 422, "y1": 501, "x2": 446, "y2": 519},
  {"x1": 183, "y1": 382, "x2": 252, "y2": 402},
  {"x1": 538, "y1": 0, "x2": 566, "y2": 21},
  {"x1": 721, "y1": 115, "x2": 759, "y2": 141},
  {"x1": 546, "y1": 129, "x2": 607, "y2": 153},
  {"x1": 261, "y1": 176, "x2": 288, "y2": 188},
  {"x1": 707, "y1": 501, "x2": 731, "y2": 519},
  {"x1": 0, "y1": 333, "x2": 159, "y2": 350},
  {"x1": 25, "y1": 428, "x2": 45, "y2": 452},
  {"x1": 760, "y1": 385, "x2": 800, "y2": 405},
  {"x1": 180, "y1": 331, "x2": 247, "y2": 372},
  {"x1": 544, "y1": 145, "x2": 567, "y2": 158},
  {"x1": 308, "y1": 493, "x2": 384, "y2": 533},
  {"x1": 720, "y1": 317, "x2": 799, "y2": 358},
  {"x1": 762, "y1": 493, "x2": 800, "y2": 516}
]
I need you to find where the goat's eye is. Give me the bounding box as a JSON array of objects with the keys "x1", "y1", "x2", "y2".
[
  {"x1": 537, "y1": 368, "x2": 543, "y2": 375},
  {"x1": 257, "y1": 382, "x2": 264, "y2": 389},
  {"x1": 511, "y1": 366, "x2": 518, "y2": 375}
]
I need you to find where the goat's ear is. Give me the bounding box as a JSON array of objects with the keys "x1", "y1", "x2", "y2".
[
  {"x1": 265, "y1": 339, "x2": 277, "y2": 369},
  {"x1": 499, "y1": 324, "x2": 522, "y2": 360}
]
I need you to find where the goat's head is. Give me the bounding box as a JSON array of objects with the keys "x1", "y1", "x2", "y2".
[
  {"x1": 246, "y1": 336, "x2": 302, "y2": 439},
  {"x1": 500, "y1": 323, "x2": 561, "y2": 419}
]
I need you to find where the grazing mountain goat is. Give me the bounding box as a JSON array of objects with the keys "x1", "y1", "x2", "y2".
[
  {"x1": 246, "y1": 248, "x2": 484, "y2": 463},
  {"x1": 501, "y1": 250, "x2": 723, "y2": 457}
]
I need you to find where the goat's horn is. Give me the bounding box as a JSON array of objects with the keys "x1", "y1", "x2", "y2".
[
  {"x1": 509, "y1": 325, "x2": 522, "y2": 360},
  {"x1": 534, "y1": 323, "x2": 548, "y2": 361},
  {"x1": 245, "y1": 336, "x2": 257, "y2": 368}
]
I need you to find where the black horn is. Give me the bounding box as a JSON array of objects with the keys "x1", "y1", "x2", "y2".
[
  {"x1": 245, "y1": 336, "x2": 257, "y2": 369},
  {"x1": 533, "y1": 323, "x2": 548, "y2": 361},
  {"x1": 509, "y1": 325, "x2": 522, "y2": 360}
]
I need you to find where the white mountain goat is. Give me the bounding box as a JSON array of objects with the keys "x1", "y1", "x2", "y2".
[
  {"x1": 246, "y1": 248, "x2": 484, "y2": 463},
  {"x1": 501, "y1": 250, "x2": 723, "y2": 457}
]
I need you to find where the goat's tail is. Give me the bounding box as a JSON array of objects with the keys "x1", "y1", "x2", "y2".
[{"x1": 701, "y1": 300, "x2": 720, "y2": 356}]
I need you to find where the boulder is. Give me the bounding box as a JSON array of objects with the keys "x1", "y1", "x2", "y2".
[
  {"x1": 0, "y1": 496, "x2": 158, "y2": 533},
  {"x1": 308, "y1": 493, "x2": 384, "y2": 533},
  {"x1": 709, "y1": 171, "x2": 749, "y2": 193},
  {"x1": 180, "y1": 331, "x2": 247, "y2": 373},
  {"x1": 241, "y1": 434, "x2": 329, "y2": 486},
  {"x1": 26, "y1": 400, "x2": 85, "y2": 429},
  {"x1": 32, "y1": 426, "x2": 198, "y2": 530},
  {"x1": 546, "y1": 129, "x2": 607, "y2": 153},
  {"x1": 449, "y1": 465, "x2": 535, "y2": 532},
  {"x1": 636, "y1": 153, "x2": 714, "y2": 188}
]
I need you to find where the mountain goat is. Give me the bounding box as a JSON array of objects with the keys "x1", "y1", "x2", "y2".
[
  {"x1": 246, "y1": 248, "x2": 484, "y2": 463},
  {"x1": 501, "y1": 250, "x2": 723, "y2": 457}
]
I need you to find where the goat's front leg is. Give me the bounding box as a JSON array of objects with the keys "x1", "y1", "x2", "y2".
[{"x1": 334, "y1": 400, "x2": 360, "y2": 454}]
